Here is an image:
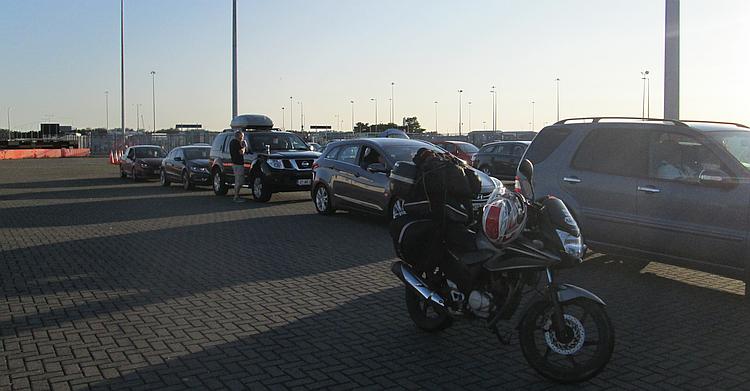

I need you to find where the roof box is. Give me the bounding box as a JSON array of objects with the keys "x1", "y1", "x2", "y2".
[{"x1": 230, "y1": 114, "x2": 274, "y2": 130}]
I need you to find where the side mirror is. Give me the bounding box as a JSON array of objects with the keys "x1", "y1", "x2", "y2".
[
  {"x1": 367, "y1": 162, "x2": 388, "y2": 173},
  {"x1": 699, "y1": 169, "x2": 736, "y2": 188},
  {"x1": 517, "y1": 158, "x2": 535, "y2": 200},
  {"x1": 174, "y1": 156, "x2": 182, "y2": 162},
  {"x1": 519, "y1": 159, "x2": 533, "y2": 181}
]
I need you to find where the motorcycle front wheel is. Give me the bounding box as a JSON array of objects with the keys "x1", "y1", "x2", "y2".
[
  {"x1": 404, "y1": 287, "x2": 453, "y2": 332},
  {"x1": 519, "y1": 298, "x2": 614, "y2": 383}
]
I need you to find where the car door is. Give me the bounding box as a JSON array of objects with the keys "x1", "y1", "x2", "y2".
[
  {"x1": 508, "y1": 143, "x2": 528, "y2": 177},
  {"x1": 636, "y1": 130, "x2": 750, "y2": 271},
  {"x1": 350, "y1": 144, "x2": 389, "y2": 212},
  {"x1": 330, "y1": 143, "x2": 361, "y2": 208},
  {"x1": 492, "y1": 144, "x2": 515, "y2": 179},
  {"x1": 162, "y1": 149, "x2": 174, "y2": 177},
  {"x1": 124, "y1": 148, "x2": 136, "y2": 173},
  {"x1": 172, "y1": 148, "x2": 186, "y2": 179},
  {"x1": 559, "y1": 127, "x2": 648, "y2": 249}
]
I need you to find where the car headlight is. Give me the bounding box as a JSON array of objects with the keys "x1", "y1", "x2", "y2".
[
  {"x1": 266, "y1": 159, "x2": 284, "y2": 169},
  {"x1": 556, "y1": 229, "x2": 584, "y2": 258},
  {"x1": 190, "y1": 165, "x2": 208, "y2": 173},
  {"x1": 140, "y1": 162, "x2": 149, "y2": 168}
]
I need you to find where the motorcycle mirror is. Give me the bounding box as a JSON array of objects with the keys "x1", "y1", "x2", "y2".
[
  {"x1": 519, "y1": 159, "x2": 533, "y2": 181},
  {"x1": 518, "y1": 159, "x2": 535, "y2": 200}
]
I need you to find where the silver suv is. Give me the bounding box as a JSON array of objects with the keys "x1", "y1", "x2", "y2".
[{"x1": 521, "y1": 117, "x2": 750, "y2": 289}]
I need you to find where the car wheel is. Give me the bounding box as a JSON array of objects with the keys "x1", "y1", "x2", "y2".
[
  {"x1": 120, "y1": 167, "x2": 127, "y2": 179},
  {"x1": 160, "y1": 169, "x2": 170, "y2": 186},
  {"x1": 212, "y1": 170, "x2": 228, "y2": 196},
  {"x1": 252, "y1": 175, "x2": 272, "y2": 202},
  {"x1": 131, "y1": 168, "x2": 138, "y2": 182},
  {"x1": 390, "y1": 197, "x2": 406, "y2": 220},
  {"x1": 182, "y1": 171, "x2": 194, "y2": 190},
  {"x1": 314, "y1": 184, "x2": 335, "y2": 215}
]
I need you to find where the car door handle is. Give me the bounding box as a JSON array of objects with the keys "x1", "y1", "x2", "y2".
[
  {"x1": 562, "y1": 176, "x2": 581, "y2": 184},
  {"x1": 637, "y1": 186, "x2": 661, "y2": 194}
]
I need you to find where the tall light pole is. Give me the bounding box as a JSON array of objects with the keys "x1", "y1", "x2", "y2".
[
  {"x1": 231, "y1": 0, "x2": 238, "y2": 119},
  {"x1": 120, "y1": 0, "x2": 125, "y2": 142},
  {"x1": 457, "y1": 89, "x2": 463, "y2": 136},
  {"x1": 433, "y1": 101, "x2": 438, "y2": 133},
  {"x1": 334, "y1": 114, "x2": 339, "y2": 131},
  {"x1": 289, "y1": 96, "x2": 293, "y2": 130},
  {"x1": 390, "y1": 82, "x2": 395, "y2": 123},
  {"x1": 641, "y1": 70, "x2": 650, "y2": 119},
  {"x1": 150, "y1": 71, "x2": 156, "y2": 132},
  {"x1": 555, "y1": 78, "x2": 560, "y2": 122},
  {"x1": 664, "y1": 0, "x2": 680, "y2": 119},
  {"x1": 298, "y1": 101, "x2": 304, "y2": 131},
  {"x1": 281, "y1": 107, "x2": 285, "y2": 130},
  {"x1": 490, "y1": 86, "x2": 497, "y2": 131},
  {"x1": 6, "y1": 107, "x2": 11, "y2": 140},
  {"x1": 370, "y1": 98, "x2": 377, "y2": 132},
  {"x1": 531, "y1": 100, "x2": 536, "y2": 130},
  {"x1": 105, "y1": 91, "x2": 109, "y2": 130},
  {"x1": 467, "y1": 101, "x2": 472, "y2": 132},
  {"x1": 350, "y1": 100, "x2": 355, "y2": 131}
]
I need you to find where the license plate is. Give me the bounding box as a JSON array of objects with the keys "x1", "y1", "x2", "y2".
[{"x1": 297, "y1": 179, "x2": 311, "y2": 186}]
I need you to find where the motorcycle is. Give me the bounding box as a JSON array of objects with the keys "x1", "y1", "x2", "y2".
[{"x1": 390, "y1": 159, "x2": 614, "y2": 383}]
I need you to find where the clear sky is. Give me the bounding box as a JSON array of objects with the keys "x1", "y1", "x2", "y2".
[{"x1": 1, "y1": 0, "x2": 748, "y2": 133}]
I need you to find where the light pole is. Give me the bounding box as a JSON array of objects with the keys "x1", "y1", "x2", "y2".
[
  {"x1": 490, "y1": 86, "x2": 497, "y2": 131},
  {"x1": 150, "y1": 71, "x2": 156, "y2": 132},
  {"x1": 105, "y1": 91, "x2": 109, "y2": 130},
  {"x1": 482, "y1": 120, "x2": 487, "y2": 129},
  {"x1": 390, "y1": 82, "x2": 395, "y2": 123},
  {"x1": 231, "y1": 0, "x2": 237, "y2": 119},
  {"x1": 531, "y1": 100, "x2": 536, "y2": 130},
  {"x1": 433, "y1": 101, "x2": 438, "y2": 133},
  {"x1": 457, "y1": 89, "x2": 463, "y2": 136},
  {"x1": 120, "y1": 0, "x2": 125, "y2": 143},
  {"x1": 334, "y1": 114, "x2": 339, "y2": 131},
  {"x1": 350, "y1": 100, "x2": 355, "y2": 131},
  {"x1": 468, "y1": 101, "x2": 472, "y2": 132},
  {"x1": 641, "y1": 70, "x2": 650, "y2": 119},
  {"x1": 289, "y1": 96, "x2": 293, "y2": 130},
  {"x1": 370, "y1": 98, "x2": 378, "y2": 132},
  {"x1": 281, "y1": 107, "x2": 285, "y2": 130},
  {"x1": 555, "y1": 78, "x2": 560, "y2": 122},
  {"x1": 298, "y1": 101, "x2": 304, "y2": 131},
  {"x1": 6, "y1": 107, "x2": 11, "y2": 140}
]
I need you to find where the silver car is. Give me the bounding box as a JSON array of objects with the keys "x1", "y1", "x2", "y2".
[{"x1": 311, "y1": 138, "x2": 502, "y2": 219}]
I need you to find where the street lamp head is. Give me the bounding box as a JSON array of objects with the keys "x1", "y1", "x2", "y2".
[
  {"x1": 150, "y1": 71, "x2": 156, "y2": 75},
  {"x1": 458, "y1": 89, "x2": 463, "y2": 93},
  {"x1": 350, "y1": 100, "x2": 354, "y2": 104}
]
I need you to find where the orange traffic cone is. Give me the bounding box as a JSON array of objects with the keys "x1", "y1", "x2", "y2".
[{"x1": 109, "y1": 150, "x2": 115, "y2": 164}]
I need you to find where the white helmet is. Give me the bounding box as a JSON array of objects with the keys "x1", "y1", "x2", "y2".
[{"x1": 482, "y1": 190, "x2": 527, "y2": 246}]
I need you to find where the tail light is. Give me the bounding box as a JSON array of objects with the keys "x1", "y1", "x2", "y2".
[{"x1": 312, "y1": 162, "x2": 319, "y2": 170}]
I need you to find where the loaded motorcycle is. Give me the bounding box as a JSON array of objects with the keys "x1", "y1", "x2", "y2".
[{"x1": 390, "y1": 159, "x2": 614, "y2": 383}]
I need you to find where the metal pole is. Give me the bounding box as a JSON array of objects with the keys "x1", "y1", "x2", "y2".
[
  {"x1": 458, "y1": 90, "x2": 463, "y2": 136},
  {"x1": 664, "y1": 0, "x2": 680, "y2": 119},
  {"x1": 641, "y1": 71, "x2": 648, "y2": 119},
  {"x1": 120, "y1": 0, "x2": 125, "y2": 143},
  {"x1": 491, "y1": 86, "x2": 497, "y2": 131},
  {"x1": 390, "y1": 82, "x2": 394, "y2": 123},
  {"x1": 232, "y1": 0, "x2": 238, "y2": 120},
  {"x1": 136, "y1": 104, "x2": 140, "y2": 131},
  {"x1": 350, "y1": 100, "x2": 355, "y2": 130},
  {"x1": 467, "y1": 101, "x2": 472, "y2": 132},
  {"x1": 6, "y1": 107, "x2": 11, "y2": 140},
  {"x1": 299, "y1": 101, "x2": 304, "y2": 131},
  {"x1": 531, "y1": 100, "x2": 535, "y2": 130},
  {"x1": 105, "y1": 91, "x2": 109, "y2": 130},
  {"x1": 150, "y1": 71, "x2": 156, "y2": 132},
  {"x1": 434, "y1": 101, "x2": 438, "y2": 133},
  {"x1": 370, "y1": 98, "x2": 377, "y2": 132},
  {"x1": 281, "y1": 107, "x2": 285, "y2": 130},
  {"x1": 289, "y1": 96, "x2": 293, "y2": 130},
  {"x1": 555, "y1": 78, "x2": 560, "y2": 122},
  {"x1": 646, "y1": 77, "x2": 650, "y2": 118}
]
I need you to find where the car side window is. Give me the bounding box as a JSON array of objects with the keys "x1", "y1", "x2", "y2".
[
  {"x1": 648, "y1": 132, "x2": 725, "y2": 183},
  {"x1": 480, "y1": 145, "x2": 496, "y2": 154},
  {"x1": 511, "y1": 144, "x2": 526, "y2": 157},
  {"x1": 571, "y1": 128, "x2": 648, "y2": 177},
  {"x1": 325, "y1": 146, "x2": 341, "y2": 160},
  {"x1": 445, "y1": 144, "x2": 457, "y2": 153},
  {"x1": 223, "y1": 135, "x2": 234, "y2": 153},
  {"x1": 337, "y1": 145, "x2": 359, "y2": 165},
  {"x1": 127, "y1": 149, "x2": 134, "y2": 159},
  {"x1": 360, "y1": 146, "x2": 384, "y2": 168}
]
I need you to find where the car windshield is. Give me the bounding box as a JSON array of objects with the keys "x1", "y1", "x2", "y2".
[
  {"x1": 134, "y1": 147, "x2": 166, "y2": 158},
  {"x1": 383, "y1": 144, "x2": 444, "y2": 163},
  {"x1": 183, "y1": 147, "x2": 210, "y2": 160},
  {"x1": 709, "y1": 131, "x2": 750, "y2": 171},
  {"x1": 458, "y1": 143, "x2": 479, "y2": 153},
  {"x1": 248, "y1": 133, "x2": 309, "y2": 151}
]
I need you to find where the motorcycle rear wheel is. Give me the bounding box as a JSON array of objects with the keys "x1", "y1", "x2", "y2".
[
  {"x1": 519, "y1": 298, "x2": 614, "y2": 383},
  {"x1": 404, "y1": 287, "x2": 453, "y2": 332}
]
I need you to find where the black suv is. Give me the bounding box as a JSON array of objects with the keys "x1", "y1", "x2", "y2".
[
  {"x1": 209, "y1": 115, "x2": 320, "y2": 202},
  {"x1": 471, "y1": 141, "x2": 530, "y2": 183},
  {"x1": 520, "y1": 117, "x2": 750, "y2": 286}
]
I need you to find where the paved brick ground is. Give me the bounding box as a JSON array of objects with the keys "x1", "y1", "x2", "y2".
[{"x1": 1, "y1": 158, "x2": 750, "y2": 390}]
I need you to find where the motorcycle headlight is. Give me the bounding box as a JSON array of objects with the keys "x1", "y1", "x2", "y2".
[
  {"x1": 266, "y1": 159, "x2": 284, "y2": 169},
  {"x1": 190, "y1": 165, "x2": 207, "y2": 173},
  {"x1": 556, "y1": 229, "x2": 584, "y2": 258}
]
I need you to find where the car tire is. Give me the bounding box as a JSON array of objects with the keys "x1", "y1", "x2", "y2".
[
  {"x1": 212, "y1": 169, "x2": 228, "y2": 196},
  {"x1": 313, "y1": 184, "x2": 335, "y2": 215},
  {"x1": 120, "y1": 167, "x2": 127, "y2": 179},
  {"x1": 160, "y1": 169, "x2": 170, "y2": 186},
  {"x1": 251, "y1": 175, "x2": 272, "y2": 202},
  {"x1": 182, "y1": 171, "x2": 194, "y2": 190}
]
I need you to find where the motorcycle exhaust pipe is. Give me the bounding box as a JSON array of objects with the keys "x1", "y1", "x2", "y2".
[{"x1": 391, "y1": 261, "x2": 447, "y2": 310}]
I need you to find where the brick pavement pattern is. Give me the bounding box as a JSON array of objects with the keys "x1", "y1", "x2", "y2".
[{"x1": 1, "y1": 158, "x2": 750, "y2": 390}]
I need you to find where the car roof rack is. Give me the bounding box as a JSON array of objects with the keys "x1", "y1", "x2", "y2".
[
  {"x1": 679, "y1": 120, "x2": 749, "y2": 129},
  {"x1": 554, "y1": 117, "x2": 689, "y2": 127}
]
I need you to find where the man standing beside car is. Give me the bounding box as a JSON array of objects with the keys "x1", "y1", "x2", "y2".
[{"x1": 230, "y1": 131, "x2": 247, "y2": 202}]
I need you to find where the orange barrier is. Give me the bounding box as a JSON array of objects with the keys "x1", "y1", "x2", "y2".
[{"x1": 0, "y1": 148, "x2": 91, "y2": 160}]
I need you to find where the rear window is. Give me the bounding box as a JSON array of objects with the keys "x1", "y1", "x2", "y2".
[
  {"x1": 524, "y1": 127, "x2": 571, "y2": 163},
  {"x1": 571, "y1": 128, "x2": 648, "y2": 177},
  {"x1": 458, "y1": 143, "x2": 479, "y2": 153}
]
